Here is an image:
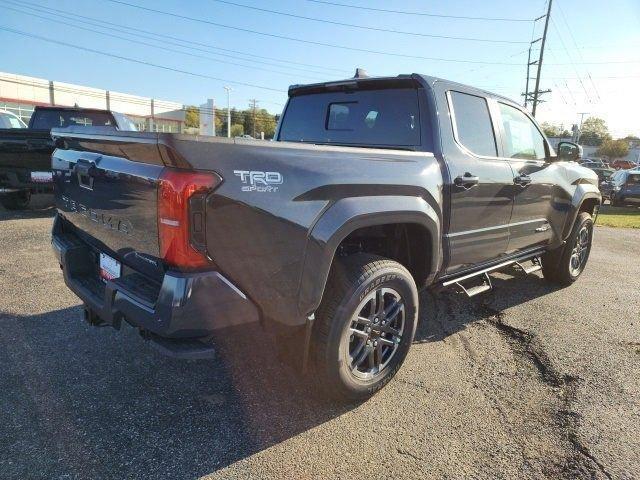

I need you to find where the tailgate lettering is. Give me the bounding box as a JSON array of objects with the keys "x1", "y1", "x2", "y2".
[{"x1": 61, "y1": 195, "x2": 133, "y2": 235}]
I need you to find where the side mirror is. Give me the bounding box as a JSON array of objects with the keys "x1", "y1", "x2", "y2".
[{"x1": 557, "y1": 141, "x2": 582, "y2": 162}]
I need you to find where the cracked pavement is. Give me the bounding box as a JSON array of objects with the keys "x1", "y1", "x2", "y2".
[{"x1": 0, "y1": 200, "x2": 638, "y2": 479}]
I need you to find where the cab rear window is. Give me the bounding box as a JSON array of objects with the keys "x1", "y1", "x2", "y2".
[
  {"x1": 279, "y1": 88, "x2": 423, "y2": 148},
  {"x1": 31, "y1": 110, "x2": 115, "y2": 129}
]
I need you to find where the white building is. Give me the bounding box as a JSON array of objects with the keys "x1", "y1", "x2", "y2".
[{"x1": 0, "y1": 71, "x2": 186, "y2": 132}]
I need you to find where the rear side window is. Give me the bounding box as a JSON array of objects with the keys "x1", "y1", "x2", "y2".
[
  {"x1": 279, "y1": 88, "x2": 422, "y2": 147},
  {"x1": 449, "y1": 91, "x2": 497, "y2": 157}
]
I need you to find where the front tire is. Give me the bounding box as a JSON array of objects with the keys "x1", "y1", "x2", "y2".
[
  {"x1": 542, "y1": 212, "x2": 594, "y2": 286},
  {"x1": 311, "y1": 254, "x2": 418, "y2": 402}
]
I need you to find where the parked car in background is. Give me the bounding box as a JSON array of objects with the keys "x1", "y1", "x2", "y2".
[
  {"x1": 0, "y1": 106, "x2": 136, "y2": 210},
  {"x1": 610, "y1": 159, "x2": 638, "y2": 170},
  {"x1": 50, "y1": 72, "x2": 600, "y2": 401},
  {"x1": 580, "y1": 158, "x2": 608, "y2": 168},
  {"x1": 0, "y1": 110, "x2": 28, "y2": 129},
  {"x1": 610, "y1": 169, "x2": 640, "y2": 206},
  {"x1": 588, "y1": 166, "x2": 616, "y2": 199}
]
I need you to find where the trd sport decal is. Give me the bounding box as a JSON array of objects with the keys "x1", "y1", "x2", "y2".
[{"x1": 233, "y1": 170, "x2": 283, "y2": 192}]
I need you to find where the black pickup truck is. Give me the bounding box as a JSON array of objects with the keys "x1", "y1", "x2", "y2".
[
  {"x1": 0, "y1": 106, "x2": 136, "y2": 209},
  {"x1": 51, "y1": 73, "x2": 600, "y2": 400}
]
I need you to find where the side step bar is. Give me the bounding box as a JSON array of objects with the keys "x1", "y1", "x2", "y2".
[
  {"x1": 442, "y1": 254, "x2": 543, "y2": 298},
  {"x1": 147, "y1": 333, "x2": 216, "y2": 360},
  {"x1": 514, "y1": 257, "x2": 542, "y2": 275}
]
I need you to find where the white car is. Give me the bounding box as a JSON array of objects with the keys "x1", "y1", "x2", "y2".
[{"x1": 0, "y1": 110, "x2": 27, "y2": 129}]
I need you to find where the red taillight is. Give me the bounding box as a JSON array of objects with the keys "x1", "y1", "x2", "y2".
[{"x1": 158, "y1": 168, "x2": 222, "y2": 269}]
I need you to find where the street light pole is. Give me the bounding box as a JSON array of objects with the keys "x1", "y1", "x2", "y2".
[{"x1": 224, "y1": 86, "x2": 232, "y2": 138}]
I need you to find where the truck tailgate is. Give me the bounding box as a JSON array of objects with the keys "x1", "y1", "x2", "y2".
[{"x1": 52, "y1": 132, "x2": 165, "y2": 269}]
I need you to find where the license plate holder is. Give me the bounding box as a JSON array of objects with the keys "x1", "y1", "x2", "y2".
[{"x1": 99, "y1": 252, "x2": 121, "y2": 281}]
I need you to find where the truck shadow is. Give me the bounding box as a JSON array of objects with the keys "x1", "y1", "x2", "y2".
[
  {"x1": 415, "y1": 270, "x2": 562, "y2": 344},
  {"x1": 0, "y1": 272, "x2": 560, "y2": 479}
]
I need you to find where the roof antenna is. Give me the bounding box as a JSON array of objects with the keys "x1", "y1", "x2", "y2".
[{"x1": 353, "y1": 68, "x2": 369, "y2": 79}]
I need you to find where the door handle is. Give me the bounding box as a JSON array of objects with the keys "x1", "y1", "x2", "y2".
[
  {"x1": 454, "y1": 173, "x2": 480, "y2": 189},
  {"x1": 514, "y1": 175, "x2": 532, "y2": 186}
]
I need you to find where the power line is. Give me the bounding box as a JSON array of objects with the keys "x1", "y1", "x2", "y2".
[
  {"x1": 0, "y1": 75, "x2": 283, "y2": 117},
  {"x1": 1, "y1": 3, "x2": 330, "y2": 82},
  {"x1": 102, "y1": 0, "x2": 640, "y2": 67},
  {"x1": 549, "y1": 18, "x2": 594, "y2": 104},
  {"x1": 103, "y1": 0, "x2": 535, "y2": 64},
  {"x1": 0, "y1": 26, "x2": 286, "y2": 93},
  {"x1": 304, "y1": 0, "x2": 534, "y2": 22},
  {"x1": 555, "y1": 0, "x2": 601, "y2": 102},
  {"x1": 209, "y1": 0, "x2": 530, "y2": 43},
  {"x1": 0, "y1": 75, "x2": 283, "y2": 115},
  {"x1": 6, "y1": 0, "x2": 348, "y2": 77}
]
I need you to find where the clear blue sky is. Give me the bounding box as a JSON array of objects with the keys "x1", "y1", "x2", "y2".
[{"x1": 1, "y1": 0, "x2": 638, "y2": 135}]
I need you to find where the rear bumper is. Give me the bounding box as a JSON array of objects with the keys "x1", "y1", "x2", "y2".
[{"x1": 51, "y1": 215, "x2": 260, "y2": 340}]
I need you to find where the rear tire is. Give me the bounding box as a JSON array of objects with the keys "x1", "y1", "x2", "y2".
[
  {"x1": 311, "y1": 253, "x2": 418, "y2": 402},
  {"x1": 542, "y1": 212, "x2": 593, "y2": 286},
  {"x1": 0, "y1": 191, "x2": 31, "y2": 210}
]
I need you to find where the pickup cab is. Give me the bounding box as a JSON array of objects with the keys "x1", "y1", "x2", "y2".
[
  {"x1": 0, "y1": 106, "x2": 136, "y2": 209},
  {"x1": 51, "y1": 73, "x2": 601, "y2": 400}
]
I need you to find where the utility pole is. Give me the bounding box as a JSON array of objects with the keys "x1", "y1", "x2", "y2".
[
  {"x1": 531, "y1": 0, "x2": 553, "y2": 117},
  {"x1": 224, "y1": 86, "x2": 232, "y2": 138},
  {"x1": 524, "y1": 40, "x2": 538, "y2": 108},
  {"x1": 249, "y1": 99, "x2": 258, "y2": 138},
  {"x1": 574, "y1": 112, "x2": 589, "y2": 143}
]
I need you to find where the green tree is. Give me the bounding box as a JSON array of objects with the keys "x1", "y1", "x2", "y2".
[
  {"x1": 579, "y1": 117, "x2": 611, "y2": 146},
  {"x1": 184, "y1": 106, "x2": 199, "y2": 128},
  {"x1": 214, "y1": 112, "x2": 224, "y2": 134},
  {"x1": 242, "y1": 108, "x2": 277, "y2": 139},
  {"x1": 230, "y1": 123, "x2": 244, "y2": 137},
  {"x1": 540, "y1": 122, "x2": 571, "y2": 138},
  {"x1": 230, "y1": 108, "x2": 243, "y2": 126},
  {"x1": 597, "y1": 139, "x2": 630, "y2": 159}
]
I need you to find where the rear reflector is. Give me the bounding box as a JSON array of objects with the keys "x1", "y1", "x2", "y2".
[{"x1": 158, "y1": 168, "x2": 222, "y2": 269}]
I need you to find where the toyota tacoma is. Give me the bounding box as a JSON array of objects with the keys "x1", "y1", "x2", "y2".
[{"x1": 51, "y1": 73, "x2": 601, "y2": 401}]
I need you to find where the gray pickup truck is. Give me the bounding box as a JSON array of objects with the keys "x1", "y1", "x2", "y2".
[{"x1": 51, "y1": 73, "x2": 600, "y2": 400}]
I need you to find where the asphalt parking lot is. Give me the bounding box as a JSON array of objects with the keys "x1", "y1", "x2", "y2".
[{"x1": 1, "y1": 197, "x2": 639, "y2": 480}]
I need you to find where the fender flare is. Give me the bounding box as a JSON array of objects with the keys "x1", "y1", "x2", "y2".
[
  {"x1": 561, "y1": 185, "x2": 601, "y2": 240},
  {"x1": 297, "y1": 195, "x2": 441, "y2": 317}
]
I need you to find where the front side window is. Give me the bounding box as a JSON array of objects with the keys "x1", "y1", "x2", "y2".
[
  {"x1": 449, "y1": 91, "x2": 497, "y2": 157},
  {"x1": 499, "y1": 103, "x2": 547, "y2": 160}
]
